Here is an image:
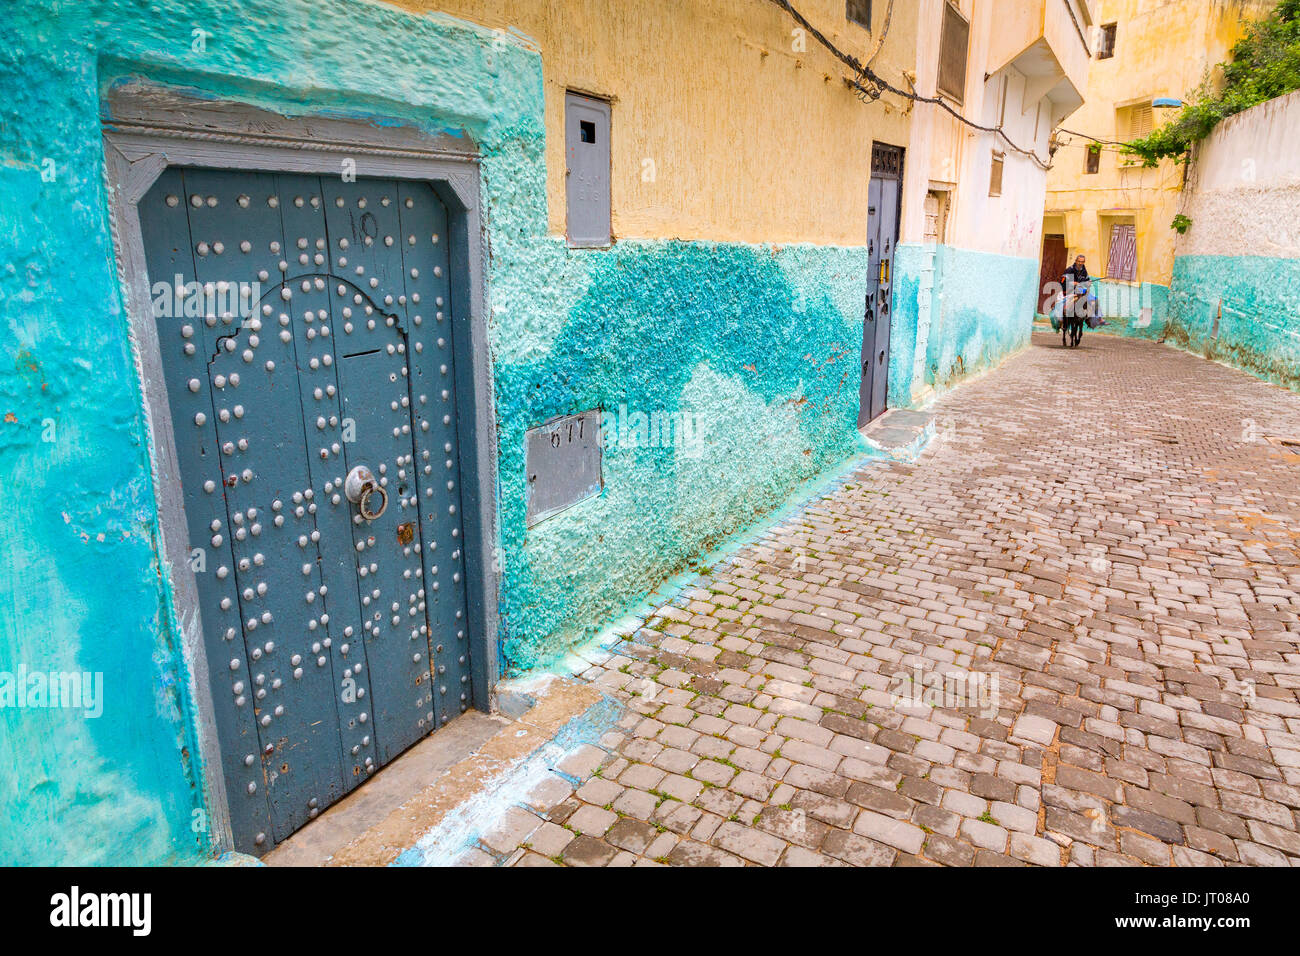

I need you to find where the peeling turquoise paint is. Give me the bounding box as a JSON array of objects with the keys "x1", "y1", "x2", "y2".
[
  {"x1": 886, "y1": 243, "x2": 927, "y2": 408},
  {"x1": 1165, "y1": 254, "x2": 1300, "y2": 391},
  {"x1": 891, "y1": 243, "x2": 1036, "y2": 402},
  {"x1": 925, "y1": 247, "x2": 1036, "y2": 390},
  {"x1": 494, "y1": 241, "x2": 870, "y2": 673}
]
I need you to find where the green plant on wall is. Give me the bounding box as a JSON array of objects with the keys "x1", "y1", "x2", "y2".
[
  {"x1": 1121, "y1": 0, "x2": 1300, "y2": 167},
  {"x1": 1171, "y1": 214, "x2": 1192, "y2": 234}
]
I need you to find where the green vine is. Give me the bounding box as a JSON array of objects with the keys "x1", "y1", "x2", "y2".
[
  {"x1": 1171, "y1": 214, "x2": 1192, "y2": 234},
  {"x1": 1121, "y1": 0, "x2": 1300, "y2": 167}
]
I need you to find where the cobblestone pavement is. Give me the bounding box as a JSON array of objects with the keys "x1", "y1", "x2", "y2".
[{"x1": 478, "y1": 333, "x2": 1300, "y2": 867}]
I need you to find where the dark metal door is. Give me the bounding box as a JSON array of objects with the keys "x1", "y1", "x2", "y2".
[
  {"x1": 858, "y1": 143, "x2": 903, "y2": 428},
  {"x1": 139, "y1": 168, "x2": 474, "y2": 852},
  {"x1": 859, "y1": 176, "x2": 883, "y2": 426}
]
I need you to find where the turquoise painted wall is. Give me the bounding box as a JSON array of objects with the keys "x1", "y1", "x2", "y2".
[
  {"x1": 0, "y1": 0, "x2": 872, "y2": 862},
  {"x1": 891, "y1": 243, "x2": 1036, "y2": 401},
  {"x1": 887, "y1": 243, "x2": 927, "y2": 408},
  {"x1": 495, "y1": 240, "x2": 870, "y2": 671},
  {"x1": 1091, "y1": 280, "x2": 1171, "y2": 340},
  {"x1": 1165, "y1": 253, "x2": 1300, "y2": 391}
]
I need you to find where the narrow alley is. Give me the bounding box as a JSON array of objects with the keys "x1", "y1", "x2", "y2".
[
  {"x1": 453, "y1": 333, "x2": 1300, "y2": 867},
  {"x1": 7, "y1": 0, "x2": 1300, "y2": 914}
]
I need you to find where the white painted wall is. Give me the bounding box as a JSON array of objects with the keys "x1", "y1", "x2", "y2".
[{"x1": 1177, "y1": 89, "x2": 1300, "y2": 259}]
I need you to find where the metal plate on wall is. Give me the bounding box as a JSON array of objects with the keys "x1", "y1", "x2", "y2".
[
  {"x1": 564, "y1": 93, "x2": 612, "y2": 248},
  {"x1": 525, "y1": 409, "x2": 603, "y2": 526}
]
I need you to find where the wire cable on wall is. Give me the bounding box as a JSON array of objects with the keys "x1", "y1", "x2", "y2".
[
  {"x1": 863, "y1": 0, "x2": 895, "y2": 71},
  {"x1": 1055, "y1": 128, "x2": 1130, "y2": 148},
  {"x1": 767, "y1": 0, "x2": 1053, "y2": 170}
]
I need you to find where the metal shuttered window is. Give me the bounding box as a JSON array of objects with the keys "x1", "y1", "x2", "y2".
[
  {"x1": 1106, "y1": 223, "x2": 1138, "y2": 281},
  {"x1": 937, "y1": 2, "x2": 969, "y2": 104}
]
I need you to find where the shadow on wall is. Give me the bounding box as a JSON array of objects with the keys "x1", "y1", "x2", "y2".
[
  {"x1": 1165, "y1": 254, "x2": 1300, "y2": 391},
  {"x1": 493, "y1": 241, "x2": 868, "y2": 673}
]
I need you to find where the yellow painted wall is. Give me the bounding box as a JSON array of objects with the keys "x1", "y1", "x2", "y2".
[
  {"x1": 400, "y1": 0, "x2": 918, "y2": 245},
  {"x1": 1044, "y1": 0, "x2": 1272, "y2": 285}
]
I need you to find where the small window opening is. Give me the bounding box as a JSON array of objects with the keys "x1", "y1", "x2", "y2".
[
  {"x1": 1085, "y1": 147, "x2": 1100, "y2": 174},
  {"x1": 1097, "y1": 23, "x2": 1117, "y2": 59},
  {"x1": 989, "y1": 151, "x2": 1004, "y2": 197},
  {"x1": 580, "y1": 120, "x2": 596, "y2": 144},
  {"x1": 846, "y1": 0, "x2": 872, "y2": 28},
  {"x1": 937, "y1": 2, "x2": 970, "y2": 104}
]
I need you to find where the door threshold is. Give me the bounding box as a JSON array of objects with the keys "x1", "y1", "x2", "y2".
[
  {"x1": 261, "y1": 676, "x2": 609, "y2": 866},
  {"x1": 860, "y1": 407, "x2": 936, "y2": 462}
]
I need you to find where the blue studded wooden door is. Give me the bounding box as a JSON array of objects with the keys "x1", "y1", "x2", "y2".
[{"x1": 139, "y1": 168, "x2": 475, "y2": 853}]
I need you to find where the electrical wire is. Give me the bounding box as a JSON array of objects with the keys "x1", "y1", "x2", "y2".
[
  {"x1": 767, "y1": 0, "x2": 1053, "y2": 170},
  {"x1": 1055, "y1": 127, "x2": 1131, "y2": 148},
  {"x1": 863, "y1": 0, "x2": 895, "y2": 70}
]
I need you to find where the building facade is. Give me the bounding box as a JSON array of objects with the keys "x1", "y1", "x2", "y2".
[
  {"x1": 1042, "y1": 0, "x2": 1273, "y2": 335},
  {"x1": 894, "y1": 0, "x2": 1092, "y2": 403},
  {"x1": 1167, "y1": 88, "x2": 1300, "y2": 390},
  {"x1": 0, "y1": 0, "x2": 1086, "y2": 864}
]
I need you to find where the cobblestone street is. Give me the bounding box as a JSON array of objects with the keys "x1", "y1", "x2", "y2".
[{"x1": 462, "y1": 332, "x2": 1300, "y2": 867}]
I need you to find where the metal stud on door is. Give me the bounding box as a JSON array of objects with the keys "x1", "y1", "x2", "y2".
[{"x1": 139, "y1": 169, "x2": 474, "y2": 852}]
